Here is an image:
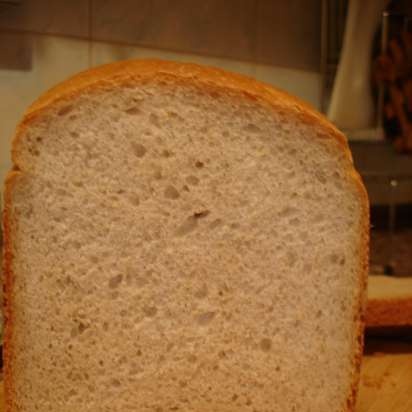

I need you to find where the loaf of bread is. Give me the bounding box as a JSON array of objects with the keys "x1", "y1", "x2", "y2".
[{"x1": 3, "y1": 60, "x2": 369, "y2": 412}]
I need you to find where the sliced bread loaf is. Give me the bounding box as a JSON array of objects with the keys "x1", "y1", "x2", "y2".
[
  {"x1": 367, "y1": 275, "x2": 412, "y2": 330},
  {"x1": 3, "y1": 59, "x2": 369, "y2": 412}
]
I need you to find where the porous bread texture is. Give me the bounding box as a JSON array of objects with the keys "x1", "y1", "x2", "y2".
[{"x1": 3, "y1": 60, "x2": 368, "y2": 412}]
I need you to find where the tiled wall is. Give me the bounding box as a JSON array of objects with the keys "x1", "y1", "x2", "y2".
[{"x1": 0, "y1": 0, "x2": 321, "y2": 70}]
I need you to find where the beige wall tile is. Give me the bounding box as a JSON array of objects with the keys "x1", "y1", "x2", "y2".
[
  {"x1": 92, "y1": 0, "x2": 257, "y2": 62},
  {"x1": 0, "y1": 32, "x2": 32, "y2": 71},
  {"x1": 256, "y1": 0, "x2": 321, "y2": 71}
]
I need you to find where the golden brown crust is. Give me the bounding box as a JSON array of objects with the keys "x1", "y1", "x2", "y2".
[
  {"x1": 3, "y1": 58, "x2": 369, "y2": 412},
  {"x1": 3, "y1": 171, "x2": 23, "y2": 412},
  {"x1": 346, "y1": 182, "x2": 369, "y2": 412}
]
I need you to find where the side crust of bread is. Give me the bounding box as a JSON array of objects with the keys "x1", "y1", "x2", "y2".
[{"x1": 3, "y1": 59, "x2": 369, "y2": 412}]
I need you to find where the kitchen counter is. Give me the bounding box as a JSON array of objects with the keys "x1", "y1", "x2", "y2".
[{"x1": 0, "y1": 337, "x2": 410, "y2": 411}]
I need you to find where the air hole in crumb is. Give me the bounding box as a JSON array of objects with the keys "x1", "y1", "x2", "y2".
[
  {"x1": 29, "y1": 147, "x2": 40, "y2": 156},
  {"x1": 108, "y1": 274, "x2": 123, "y2": 289},
  {"x1": 143, "y1": 306, "x2": 158, "y2": 317},
  {"x1": 245, "y1": 123, "x2": 261, "y2": 133},
  {"x1": 303, "y1": 263, "x2": 312, "y2": 273},
  {"x1": 72, "y1": 241, "x2": 81, "y2": 250},
  {"x1": 131, "y1": 142, "x2": 147, "y2": 158},
  {"x1": 260, "y1": 338, "x2": 272, "y2": 352},
  {"x1": 67, "y1": 389, "x2": 77, "y2": 397},
  {"x1": 161, "y1": 149, "x2": 172, "y2": 158},
  {"x1": 286, "y1": 251, "x2": 297, "y2": 266},
  {"x1": 186, "y1": 175, "x2": 199, "y2": 185},
  {"x1": 316, "y1": 310, "x2": 322, "y2": 318},
  {"x1": 315, "y1": 171, "x2": 327, "y2": 184},
  {"x1": 78, "y1": 322, "x2": 88, "y2": 334},
  {"x1": 196, "y1": 311, "x2": 215, "y2": 326},
  {"x1": 168, "y1": 111, "x2": 181, "y2": 119},
  {"x1": 70, "y1": 131, "x2": 79, "y2": 138},
  {"x1": 195, "y1": 160, "x2": 204, "y2": 168},
  {"x1": 36, "y1": 136, "x2": 43, "y2": 143},
  {"x1": 175, "y1": 217, "x2": 197, "y2": 237},
  {"x1": 111, "y1": 379, "x2": 121, "y2": 388},
  {"x1": 313, "y1": 213, "x2": 324, "y2": 222},
  {"x1": 128, "y1": 194, "x2": 140, "y2": 207},
  {"x1": 339, "y1": 257, "x2": 346, "y2": 266},
  {"x1": 125, "y1": 107, "x2": 141, "y2": 115},
  {"x1": 187, "y1": 354, "x2": 197, "y2": 363},
  {"x1": 58, "y1": 105, "x2": 73, "y2": 116},
  {"x1": 70, "y1": 322, "x2": 88, "y2": 338},
  {"x1": 129, "y1": 362, "x2": 143, "y2": 375},
  {"x1": 194, "y1": 284, "x2": 208, "y2": 299},
  {"x1": 194, "y1": 210, "x2": 210, "y2": 219},
  {"x1": 164, "y1": 185, "x2": 180, "y2": 200},
  {"x1": 222, "y1": 130, "x2": 230, "y2": 138},
  {"x1": 153, "y1": 167, "x2": 162, "y2": 180},
  {"x1": 279, "y1": 207, "x2": 298, "y2": 218},
  {"x1": 289, "y1": 218, "x2": 300, "y2": 226},
  {"x1": 149, "y1": 113, "x2": 160, "y2": 127},
  {"x1": 329, "y1": 253, "x2": 339, "y2": 264},
  {"x1": 209, "y1": 219, "x2": 223, "y2": 230},
  {"x1": 89, "y1": 256, "x2": 99, "y2": 265}
]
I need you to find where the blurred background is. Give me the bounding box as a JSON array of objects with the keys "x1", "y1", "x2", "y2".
[{"x1": 0, "y1": 1, "x2": 411, "y2": 331}]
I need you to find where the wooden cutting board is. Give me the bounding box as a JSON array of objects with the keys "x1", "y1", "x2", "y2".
[
  {"x1": 356, "y1": 338, "x2": 412, "y2": 412},
  {"x1": 0, "y1": 338, "x2": 410, "y2": 411}
]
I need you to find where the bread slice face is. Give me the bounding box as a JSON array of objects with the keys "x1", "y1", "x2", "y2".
[{"x1": 3, "y1": 60, "x2": 369, "y2": 412}]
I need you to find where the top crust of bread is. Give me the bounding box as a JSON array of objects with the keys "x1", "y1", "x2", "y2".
[
  {"x1": 3, "y1": 59, "x2": 369, "y2": 412},
  {"x1": 13, "y1": 59, "x2": 355, "y2": 164}
]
